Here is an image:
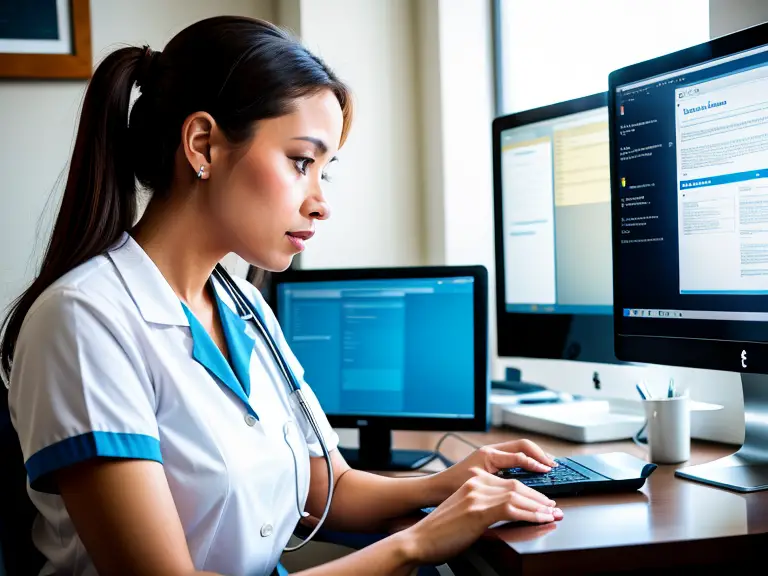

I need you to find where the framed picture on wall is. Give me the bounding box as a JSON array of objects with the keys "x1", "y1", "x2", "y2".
[{"x1": 0, "y1": 0, "x2": 91, "y2": 79}]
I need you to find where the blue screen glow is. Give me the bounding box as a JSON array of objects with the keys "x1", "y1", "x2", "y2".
[{"x1": 276, "y1": 277, "x2": 476, "y2": 419}]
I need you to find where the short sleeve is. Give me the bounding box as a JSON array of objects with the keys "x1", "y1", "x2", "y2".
[
  {"x1": 8, "y1": 289, "x2": 161, "y2": 493},
  {"x1": 234, "y1": 278, "x2": 340, "y2": 457}
]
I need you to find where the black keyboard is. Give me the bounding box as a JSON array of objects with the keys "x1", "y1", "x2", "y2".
[{"x1": 496, "y1": 458, "x2": 589, "y2": 487}]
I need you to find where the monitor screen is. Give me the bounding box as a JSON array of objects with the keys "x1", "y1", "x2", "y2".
[
  {"x1": 275, "y1": 276, "x2": 476, "y2": 419},
  {"x1": 611, "y1": 32, "x2": 768, "y2": 370},
  {"x1": 493, "y1": 92, "x2": 619, "y2": 364},
  {"x1": 500, "y1": 105, "x2": 612, "y2": 316}
]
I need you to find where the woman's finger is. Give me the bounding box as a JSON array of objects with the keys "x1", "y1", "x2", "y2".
[
  {"x1": 470, "y1": 468, "x2": 556, "y2": 507},
  {"x1": 487, "y1": 490, "x2": 560, "y2": 523},
  {"x1": 486, "y1": 447, "x2": 551, "y2": 473},
  {"x1": 507, "y1": 490, "x2": 561, "y2": 515},
  {"x1": 492, "y1": 439, "x2": 557, "y2": 468}
]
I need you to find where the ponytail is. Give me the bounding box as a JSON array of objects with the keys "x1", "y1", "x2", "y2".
[{"x1": 1, "y1": 46, "x2": 147, "y2": 380}]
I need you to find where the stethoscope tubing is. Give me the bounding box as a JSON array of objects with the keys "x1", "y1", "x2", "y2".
[{"x1": 212, "y1": 265, "x2": 334, "y2": 553}]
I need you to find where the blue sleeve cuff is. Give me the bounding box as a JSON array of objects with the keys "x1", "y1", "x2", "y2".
[{"x1": 26, "y1": 431, "x2": 162, "y2": 493}]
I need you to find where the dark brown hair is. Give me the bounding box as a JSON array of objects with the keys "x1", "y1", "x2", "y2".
[{"x1": 0, "y1": 16, "x2": 353, "y2": 379}]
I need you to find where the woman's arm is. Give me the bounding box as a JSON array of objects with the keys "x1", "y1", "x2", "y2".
[
  {"x1": 305, "y1": 451, "x2": 438, "y2": 532},
  {"x1": 57, "y1": 459, "x2": 222, "y2": 576},
  {"x1": 298, "y1": 464, "x2": 561, "y2": 574},
  {"x1": 306, "y1": 439, "x2": 557, "y2": 532},
  {"x1": 295, "y1": 530, "x2": 416, "y2": 576}
]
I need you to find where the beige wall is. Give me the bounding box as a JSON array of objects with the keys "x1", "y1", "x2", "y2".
[{"x1": 284, "y1": 0, "x2": 425, "y2": 270}]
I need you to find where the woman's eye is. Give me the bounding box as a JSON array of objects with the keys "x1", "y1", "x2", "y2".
[{"x1": 291, "y1": 157, "x2": 314, "y2": 175}]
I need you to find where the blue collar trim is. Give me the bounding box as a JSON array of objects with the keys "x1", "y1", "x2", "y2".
[{"x1": 181, "y1": 294, "x2": 257, "y2": 419}]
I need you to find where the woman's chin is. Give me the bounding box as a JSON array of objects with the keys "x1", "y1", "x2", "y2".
[{"x1": 260, "y1": 253, "x2": 295, "y2": 273}]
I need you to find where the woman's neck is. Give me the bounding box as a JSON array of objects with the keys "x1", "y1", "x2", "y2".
[{"x1": 131, "y1": 193, "x2": 228, "y2": 307}]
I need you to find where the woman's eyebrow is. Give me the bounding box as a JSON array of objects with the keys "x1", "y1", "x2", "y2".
[{"x1": 291, "y1": 136, "x2": 328, "y2": 155}]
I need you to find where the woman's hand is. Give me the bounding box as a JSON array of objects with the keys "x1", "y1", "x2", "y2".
[
  {"x1": 401, "y1": 467, "x2": 563, "y2": 566},
  {"x1": 431, "y1": 438, "x2": 558, "y2": 501}
]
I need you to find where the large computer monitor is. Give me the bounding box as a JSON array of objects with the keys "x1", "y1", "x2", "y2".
[
  {"x1": 268, "y1": 266, "x2": 489, "y2": 471},
  {"x1": 609, "y1": 22, "x2": 768, "y2": 492},
  {"x1": 492, "y1": 92, "x2": 619, "y2": 368}
]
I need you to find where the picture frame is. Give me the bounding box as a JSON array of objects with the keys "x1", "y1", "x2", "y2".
[{"x1": 0, "y1": 0, "x2": 92, "y2": 79}]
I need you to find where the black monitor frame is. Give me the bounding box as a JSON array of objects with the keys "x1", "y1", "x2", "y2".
[
  {"x1": 267, "y1": 265, "x2": 489, "y2": 471},
  {"x1": 608, "y1": 22, "x2": 768, "y2": 494},
  {"x1": 492, "y1": 91, "x2": 620, "y2": 365},
  {"x1": 608, "y1": 21, "x2": 768, "y2": 371}
]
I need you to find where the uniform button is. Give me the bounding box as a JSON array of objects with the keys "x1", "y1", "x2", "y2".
[
  {"x1": 260, "y1": 523, "x2": 273, "y2": 537},
  {"x1": 244, "y1": 414, "x2": 257, "y2": 427}
]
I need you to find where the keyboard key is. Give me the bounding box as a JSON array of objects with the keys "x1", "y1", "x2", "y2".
[{"x1": 497, "y1": 460, "x2": 588, "y2": 485}]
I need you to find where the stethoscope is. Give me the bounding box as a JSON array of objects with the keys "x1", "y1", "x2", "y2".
[{"x1": 212, "y1": 264, "x2": 333, "y2": 553}]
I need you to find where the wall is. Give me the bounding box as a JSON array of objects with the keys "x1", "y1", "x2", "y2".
[
  {"x1": 710, "y1": 0, "x2": 768, "y2": 37},
  {"x1": 0, "y1": 0, "x2": 274, "y2": 316},
  {"x1": 279, "y1": 0, "x2": 425, "y2": 270}
]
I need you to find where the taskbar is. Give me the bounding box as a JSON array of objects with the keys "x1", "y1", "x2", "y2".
[{"x1": 623, "y1": 308, "x2": 768, "y2": 322}]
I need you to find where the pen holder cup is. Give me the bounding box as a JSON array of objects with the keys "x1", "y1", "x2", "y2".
[{"x1": 642, "y1": 395, "x2": 690, "y2": 465}]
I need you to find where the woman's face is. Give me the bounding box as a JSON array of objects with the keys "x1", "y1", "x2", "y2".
[{"x1": 209, "y1": 90, "x2": 344, "y2": 272}]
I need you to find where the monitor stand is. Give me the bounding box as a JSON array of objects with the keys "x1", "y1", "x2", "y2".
[
  {"x1": 675, "y1": 373, "x2": 768, "y2": 492},
  {"x1": 338, "y1": 427, "x2": 436, "y2": 472}
]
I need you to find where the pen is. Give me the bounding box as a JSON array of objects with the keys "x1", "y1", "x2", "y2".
[
  {"x1": 667, "y1": 378, "x2": 676, "y2": 398},
  {"x1": 518, "y1": 398, "x2": 560, "y2": 404},
  {"x1": 635, "y1": 382, "x2": 648, "y2": 400}
]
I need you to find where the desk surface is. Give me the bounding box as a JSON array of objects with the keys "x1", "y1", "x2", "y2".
[{"x1": 391, "y1": 428, "x2": 767, "y2": 574}]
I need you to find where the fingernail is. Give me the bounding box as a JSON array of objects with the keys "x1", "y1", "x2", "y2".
[
  {"x1": 536, "y1": 511, "x2": 555, "y2": 522},
  {"x1": 553, "y1": 508, "x2": 563, "y2": 517},
  {"x1": 548, "y1": 499, "x2": 557, "y2": 507},
  {"x1": 538, "y1": 506, "x2": 554, "y2": 514}
]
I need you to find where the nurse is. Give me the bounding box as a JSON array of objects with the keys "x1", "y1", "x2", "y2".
[{"x1": 0, "y1": 16, "x2": 563, "y2": 576}]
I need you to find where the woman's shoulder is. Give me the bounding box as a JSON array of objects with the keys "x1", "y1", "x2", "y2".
[{"x1": 24, "y1": 253, "x2": 125, "y2": 329}]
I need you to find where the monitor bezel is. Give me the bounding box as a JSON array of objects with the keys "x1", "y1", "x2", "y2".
[
  {"x1": 268, "y1": 265, "x2": 489, "y2": 431},
  {"x1": 492, "y1": 91, "x2": 620, "y2": 363},
  {"x1": 608, "y1": 21, "x2": 768, "y2": 372}
]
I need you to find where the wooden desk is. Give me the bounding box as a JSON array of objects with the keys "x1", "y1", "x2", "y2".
[{"x1": 391, "y1": 428, "x2": 768, "y2": 575}]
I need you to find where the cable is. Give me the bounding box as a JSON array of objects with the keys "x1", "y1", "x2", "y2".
[
  {"x1": 632, "y1": 420, "x2": 648, "y2": 448},
  {"x1": 431, "y1": 432, "x2": 482, "y2": 468}
]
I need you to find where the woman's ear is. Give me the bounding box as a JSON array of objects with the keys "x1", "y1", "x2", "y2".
[{"x1": 181, "y1": 112, "x2": 216, "y2": 179}]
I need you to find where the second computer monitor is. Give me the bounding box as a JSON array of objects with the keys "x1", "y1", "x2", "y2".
[
  {"x1": 269, "y1": 266, "x2": 488, "y2": 471},
  {"x1": 492, "y1": 92, "x2": 619, "y2": 364}
]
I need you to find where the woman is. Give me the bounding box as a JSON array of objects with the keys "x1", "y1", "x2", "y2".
[{"x1": 0, "y1": 16, "x2": 562, "y2": 576}]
